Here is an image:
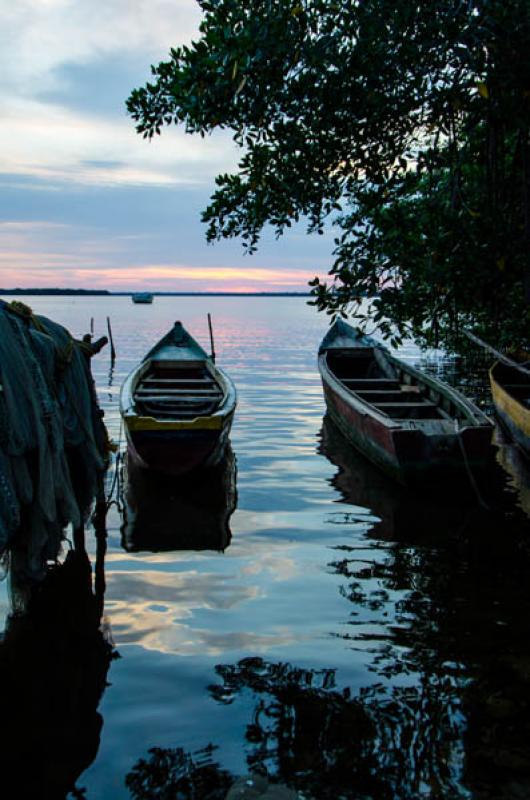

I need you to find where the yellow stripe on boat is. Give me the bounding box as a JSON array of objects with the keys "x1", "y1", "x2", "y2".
[
  {"x1": 490, "y1": 365, "x2": 530, "y2": 438},
  {"x1": 124, "y1": 414, "x2": 225, "y2": 432}
]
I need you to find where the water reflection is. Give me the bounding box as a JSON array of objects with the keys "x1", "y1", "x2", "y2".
[
  {"x1": 0, "y1": 526, "x2": 114, "y2": 799},
  {"x1": 120, "y1": 418, "x2": 530, "y2": 799},
  {"x1": 210, "y1": 657, "x2": 383, "y2": 799},
  {"x1": 495, "y1": 429, "x2": 530, "y2": 518},
  {"x1": 318, "y1": 414, "x2": 530, "y2": 798},
  {"x1": 126, "y1": 744, "x2": 232, "y2": 799},
  {"x1": 127, "y1": 655, "x2": 457, "y2": 799},
  {"x1": 120, "y1": 447, "x2": 237, "y2": 553},
  {"x1": 320, "y1": 413, "x2": 515, "y2": 539}
]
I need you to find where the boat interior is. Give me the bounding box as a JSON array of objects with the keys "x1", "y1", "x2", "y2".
[
  {"x1": 326, "y1": 347, "x2": 463, "y2": 422},
  {"x1": 134, "y1": 361, "x2": 224, "y2": 419}
]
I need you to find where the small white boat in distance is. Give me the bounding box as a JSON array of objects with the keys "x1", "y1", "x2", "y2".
[{"x1": 132, "y1": 292, "x2": 154, "y2": 304}]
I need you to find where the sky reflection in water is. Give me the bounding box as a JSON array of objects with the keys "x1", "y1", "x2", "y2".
[{"x1": 1, "y1": 296, "x2": 530, "y2": 799}]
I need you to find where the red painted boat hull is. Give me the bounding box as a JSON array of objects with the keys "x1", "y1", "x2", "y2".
[{"x1": 322, "y1": 379, "x2": 493, "y2": 488}]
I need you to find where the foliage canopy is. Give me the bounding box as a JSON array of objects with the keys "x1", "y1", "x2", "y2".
[{"x1": 128, "y1": 0, "x2": 530, "y2": 347}]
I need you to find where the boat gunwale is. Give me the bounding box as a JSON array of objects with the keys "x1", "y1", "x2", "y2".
[{"x1": 384, "y1": 350, "x2": 492, "y2": 426}]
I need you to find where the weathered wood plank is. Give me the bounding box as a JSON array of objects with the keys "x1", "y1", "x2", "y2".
[
  {"x1": 136, "y1": 388, "x2": 221, "y2": 396},
  {"x1": 143, "y1": 377, "x2": 213, "y2": 384}
]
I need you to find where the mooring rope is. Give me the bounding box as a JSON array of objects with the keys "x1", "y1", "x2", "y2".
[{"x1": 454, "y1": 419, "x2": 491, "y2": 511}]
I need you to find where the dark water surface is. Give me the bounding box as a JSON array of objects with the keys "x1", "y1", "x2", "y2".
[{"x1": 2, "y1": 297, "x2": 530, "y2": 800}]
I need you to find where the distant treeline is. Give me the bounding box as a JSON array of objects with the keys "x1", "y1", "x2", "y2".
[
  {"x1": 121, "y1": 291, "x2": 310, "y2": 297},
  {"x1": 0, "y1": 288, "x2": 111, "y2": 296},
  {"x1": 0, "y1": 289, "x2": 309, "y2": 297}
]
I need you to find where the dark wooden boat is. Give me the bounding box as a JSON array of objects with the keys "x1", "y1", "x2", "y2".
[
  {"x1": 318, "y1": 320, "x2": 493, "y2": 486},
  {"x1": 489, "y1": 361, "x2": 530, "y2": 458},
  {"x1": 120, "y1": 321, "x2": 236, "y2": 475}
]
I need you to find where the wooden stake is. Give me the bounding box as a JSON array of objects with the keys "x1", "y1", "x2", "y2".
[
  {"x1": 90, "y1": 316, "x2": 94, "y2": 335},
  {"x1": 106, "y1": 316, "x2": 116, "y2": 363},
  {"x1": 207, "y1": 312, "x2": 216, "y2": 362}
]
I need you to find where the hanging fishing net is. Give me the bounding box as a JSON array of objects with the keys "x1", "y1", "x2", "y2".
[{"x1": 0, "y1": 300, "x2": 108, "y2": 581}]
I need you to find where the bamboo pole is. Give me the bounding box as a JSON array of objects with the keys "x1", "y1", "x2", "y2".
[
  {"x1": 106, "y1": 316, "x2": 116, "y2": 363},
  {"x1": 207, "y1": 312, "x2": 216, "y2": 362},
  {"x1": 464, "y1": 330, "x2": 530, "y2": 377}
]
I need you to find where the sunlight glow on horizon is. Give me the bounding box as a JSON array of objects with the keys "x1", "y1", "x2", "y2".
[{"x1": 0, "y1": 261, "x2": 323, "y2": 292}]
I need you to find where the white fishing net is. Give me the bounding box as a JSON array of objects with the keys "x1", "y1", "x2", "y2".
[{"x1": 0, "y1": 301, "x2": 107, "y2": 580}]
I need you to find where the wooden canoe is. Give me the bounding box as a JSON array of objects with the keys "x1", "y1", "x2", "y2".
[
  {"x1": 318, "y1": 320, "x2": 494, "y2": 486},
  {"x1": 489, "y1": 361, "x2": 530, "y2": 457},
  {"x1": 120, "y1": 321, "x2": 236, "y2": 476}
]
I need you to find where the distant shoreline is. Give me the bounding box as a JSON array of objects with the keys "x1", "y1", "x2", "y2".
[{"x1": 0, "y1": 289, "x2": 310, "y2": 297}]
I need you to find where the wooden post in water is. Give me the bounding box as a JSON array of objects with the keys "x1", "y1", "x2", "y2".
[
  {"x1": 93, "y1": 475, "x2": 108, "y2": 619},
  {"x1": 106, "y1": 316, "x2": 116, "y2": 364},
  {"x1": 90, "y1": 317, "x2": 94, "y2": 336},
  {"x1": 208, "y1": 313, "x2": 216, "y2": 362}
]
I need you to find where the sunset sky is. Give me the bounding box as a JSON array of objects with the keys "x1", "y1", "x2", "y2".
[{"x1": 0, "y1": 0, "x2": 332, "y2": 292}]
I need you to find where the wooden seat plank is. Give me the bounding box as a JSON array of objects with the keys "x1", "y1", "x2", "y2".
[
  {"x1": 138, "y1": 396, "x2": 220, "y2": 404},
  {"x1": 144, "y1": 377, "x2": 214, "y2": 384},
  {"x1": 356, "y1": 389, "x2": 421, "y2": 396},
  {"x1": 136, "y1": 388, "x2": 221, "y2": 396},
  {"x1": 343, "y1": 378, "x2": 399, "y2": 384},
  {"x1": 374, "y1": 401, "x2": 437, "y2": 408}
]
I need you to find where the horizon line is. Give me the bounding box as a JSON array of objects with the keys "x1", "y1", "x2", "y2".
[{"x1": 0, "y1": 288, "x2": 312, "y2": 297}]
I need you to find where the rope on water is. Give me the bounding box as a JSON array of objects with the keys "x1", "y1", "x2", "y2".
[{"x1": 455, "y1": 419, "x2": 491, "y2": 511}]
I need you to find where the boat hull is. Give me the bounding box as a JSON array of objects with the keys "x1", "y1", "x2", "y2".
[
  {"x1": 132, "y1": 293, "x2": 153, "y2": 304},
  {"x1": 490, "y1": 362, "x2": 530, "y2": 457},
  {"x1": 124, "y1": 412, "x2": 234, "y2": 476},
  {"x1": 322, "y1": 379, "x2": 492, "y2": 486}
]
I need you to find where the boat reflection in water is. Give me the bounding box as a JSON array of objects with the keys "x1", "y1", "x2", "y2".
[
  {"x1": 319, "y1": 413, "x2": 495, "y2": 541},
  {"x1": 121, "y1": 445, "x2": 237, "y2": 553},
  {"x1": 494, "y1": 426, "x2": 530, "y2": 519},
  {"x1": 0, "y1": 527, "x2": 114, "y2": 799}
]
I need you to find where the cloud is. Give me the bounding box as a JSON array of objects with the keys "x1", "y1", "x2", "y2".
[
  {"x1": 0, "y1": 1, "x2": 239, "y2": 188},
  {"x1": 0, "y1": 0, "x2": 202, "y2": 97},
  {"x1": 0, "y1": 1, "x2": 333, "y2": 289},
  {"x1": 0, "y1": 98, "x2": 237, "y2": 188}
]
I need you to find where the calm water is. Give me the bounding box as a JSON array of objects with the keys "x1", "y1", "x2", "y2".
[{"x1": 2, "y1": 296, "x2": 530, "y2": 800}]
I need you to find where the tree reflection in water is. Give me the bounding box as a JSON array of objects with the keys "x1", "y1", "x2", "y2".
[
  {"x1": 210, "y1": 657, "x2": 385, "y2": 799},
  {"x1": 126, "y1": 744, "x2": 232, "y2": 800},
  {"x1": 320, "y1": 415, "x2": 530, "y2": 799},
  {"x1": 126, "y1": 417, "x2": 530, "y2": 800}
]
